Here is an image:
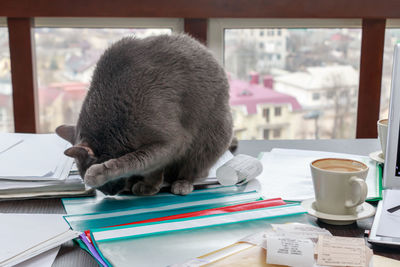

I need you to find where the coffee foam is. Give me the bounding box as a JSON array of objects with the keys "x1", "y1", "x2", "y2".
[{"x1": 312, "y1": 158, "x2": 367, "y2": 173}]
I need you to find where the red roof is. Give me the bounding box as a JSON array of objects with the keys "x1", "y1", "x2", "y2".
[
  {"x1": 39, "y1": 82, "x2": 89, "y2": 105},
  {"x1": 229, "y1": 79, "x2": 301, "y2": 114},
  {"x1": 37, "y1": 80, "x2": 301, "y2": 115}
]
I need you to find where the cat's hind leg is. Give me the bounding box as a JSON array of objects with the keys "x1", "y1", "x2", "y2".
[
  {"x1": 132, "y1": 169, "x2": 164, "y2": 196},
  {"x1": 170, "y1": 162, "x2": 210, "y2": 196}
]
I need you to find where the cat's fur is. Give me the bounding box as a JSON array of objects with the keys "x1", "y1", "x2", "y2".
[{"x1": 56, "y1": 34, "x2": 233, "y2": 196}]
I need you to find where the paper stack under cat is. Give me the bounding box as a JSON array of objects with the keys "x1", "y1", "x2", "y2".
[{"x1": 0, "y1": 132, "x2": 91, "y2": 200}]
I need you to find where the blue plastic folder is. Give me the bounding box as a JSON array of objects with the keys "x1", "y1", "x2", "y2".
[
  {"x1": 89, "y1": 204, "x2": 307, "y2": 267},
  {"x1": 63, "y1": 187, "x2": 262, "y2": 231}
]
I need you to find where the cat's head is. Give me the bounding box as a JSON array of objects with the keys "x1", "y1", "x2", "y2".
[{"x1": 56, "y1": 125, "x2": 99, "y2": 178}]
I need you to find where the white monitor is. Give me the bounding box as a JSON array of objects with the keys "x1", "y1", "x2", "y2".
[
  {"x1": 368, "y1": 44, "x2": 400, "y2": 247},
  {"x1": 384, "y1": 43, "x2": 400, "y2": 189}
]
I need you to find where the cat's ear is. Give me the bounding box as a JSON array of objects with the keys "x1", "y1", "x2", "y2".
[
  {"x1": 56, "y1": 125, "x2": 76, "y2": 144},
  {"x1": 64, "y1": 145, "x2": 95, "y2": 159}
]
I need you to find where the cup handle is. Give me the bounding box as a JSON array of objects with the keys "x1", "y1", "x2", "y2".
[{"x1": 345, "y1": 176, "x2": 368, "y2": 208}]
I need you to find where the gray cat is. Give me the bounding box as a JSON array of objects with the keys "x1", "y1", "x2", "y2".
[{"x1": 56, "y1": 33, "x2": 233, "y2": 196}]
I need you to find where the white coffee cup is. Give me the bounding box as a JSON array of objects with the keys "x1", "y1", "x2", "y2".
[
  {"x1": 377, "y1": 119, "x2": 388, "y2": 159},
  {"x1": 310, "y1": 158, "x2": 368, "y2": 215}
]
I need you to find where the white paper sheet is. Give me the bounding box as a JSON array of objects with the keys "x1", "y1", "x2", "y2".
[
  {"x1": 0, "y1": 174, "x2": 84, "y2": 192},
  {"x1": 246, "y1": 149, "x2": 379, "y2": 201},
  {"x1": 14, "y1": 246, "x2": 60, "y2": 267},
  {"x1": 376, "y1": 189, "x2": 400, "y2": 238},
  {"x1": 0, "y1": 134, "x2": 72, "y2": 180},
  {"x1": 0, "y1": 134, "x2": 23, "y2": 154},
  {"x1": 0, "y1": 214, "x2": 71, "y2": 264}
]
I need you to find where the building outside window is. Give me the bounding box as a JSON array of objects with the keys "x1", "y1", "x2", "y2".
[{"x1": 219, "y1": 20, "x2": 362, "y2": 139}]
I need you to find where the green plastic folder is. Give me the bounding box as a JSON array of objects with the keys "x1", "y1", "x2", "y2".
[
  {"x1": 90, "y1": 205, "x2": 308, "y2": 267},
  {"x1": 63, "y1": 189, "x2": 263, "y2": 231},
  {"x1": 62, "y1": 185, "x2": 245, "y2": 215}
]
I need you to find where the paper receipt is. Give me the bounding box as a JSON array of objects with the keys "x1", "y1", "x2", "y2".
[
  {"x1": 266, "y1": 236, "x2": 314, "y2": 267},
  {"x1": 317, "y1": 235, "x2": 367, "y2": 267}
]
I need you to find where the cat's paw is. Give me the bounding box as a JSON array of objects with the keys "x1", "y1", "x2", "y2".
[
  {"x1": 84, "y1": 163, "x2": 108, "y2": 187},
  {"x1": 104, "y1": 159, "x2": 119, "y2": 169},
  {"x1": 132, "y1": 181, "x2": 160, "y2": 196},
  {"x1": 171, "y1": 180, "x2": 193, "y2": 195}
]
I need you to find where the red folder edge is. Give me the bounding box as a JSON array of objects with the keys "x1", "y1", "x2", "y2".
[{"x1": 84, "y1": 198, "x2": 286, "y2": 243}]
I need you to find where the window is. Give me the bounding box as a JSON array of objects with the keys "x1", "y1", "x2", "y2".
[
  {"x1": 260, "y1": 30, "x2": 264, "y2": 36},
  {"x1": 312, "y1": 93, "x2": 320, "y2": 100},
  {"x1": 34, "y1": 20, "x2": 176, "y2": 133},
  {"x1": 274, "y1": 107, "x2": 282, "y2": 116},
  {"x1": 0, "y1": 27, "x2": 13, "y2": 132},
  {"x1": 263, "y1": 129, "x2": 270, "y2": 139},
  {"x1": 259, "y1": 42, "x2": 264, "y2": 49},
  {"x1": 327, "y1": 91, "x2": 335, "y2": 99},
  {"x1": 273, "y1": 128, "x2": 281, "y2": 138},
  {"x1": 211, "y1": 19, "x2": 361, "y2": 140},
  {"x1": 263, "y1": 108, "x2": 270, "y2": 122}
]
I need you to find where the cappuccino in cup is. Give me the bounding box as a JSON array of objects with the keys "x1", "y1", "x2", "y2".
[{"x1": 310, "y1": 158, "x2": 368, "y2": 216}]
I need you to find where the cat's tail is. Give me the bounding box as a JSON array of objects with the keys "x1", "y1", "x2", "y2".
[{"x1": 229, "y1": 137, "x2": 238, "y2": 153}]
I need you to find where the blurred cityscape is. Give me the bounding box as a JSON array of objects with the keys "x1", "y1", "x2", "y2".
[{"x1": 0, "y1": 27, "x2": 399, "y2": 139}]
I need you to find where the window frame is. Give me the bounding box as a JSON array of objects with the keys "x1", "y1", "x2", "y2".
[{"x1": 34, "y1": 17, "x2": 184, "y2": 31}]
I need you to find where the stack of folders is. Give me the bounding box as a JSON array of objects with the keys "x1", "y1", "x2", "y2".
[
  {"x1": 0, "y1": 133, "x2": 93, "y2": 200},
  {"x1": 62, "y1": 186, "x2": 308, "y2": 267}
]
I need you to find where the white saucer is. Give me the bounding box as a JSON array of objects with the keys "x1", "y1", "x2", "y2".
[
  {"x1": 301, "y1": 198, "x2": 376, "y2": 225},
  {"x1": 369, "y1": 150, "x2": 384, "y2": 164}
]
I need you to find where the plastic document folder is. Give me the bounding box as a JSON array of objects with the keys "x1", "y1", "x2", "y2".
[
  {"x1": 90, "y1": 204, "x2": 307, "y2": 267},
  {"x1": 249, "y1": 149, "x2": 382, "y2": 202},
  {"x1": 62, "y1": 186, "x2": 245, "y2": 215},
  {"x1": 63, "y1": 187, "x2": 263, "y2": 231},
  {"x1": 77, "y1": 198, "x2": 288, "y2": 267}
]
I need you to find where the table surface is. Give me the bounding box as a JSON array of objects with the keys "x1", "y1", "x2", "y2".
[{"x1": 1, "y1": 138, "x2": 399, "y2": 267}]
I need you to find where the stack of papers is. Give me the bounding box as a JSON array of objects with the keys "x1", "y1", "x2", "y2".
[
  {"x1": 0, "y1": 133, "x2": 92, "y2": 200},
  {"x1": 246, "y1": 148, "x2": 381, "y2": 201},
  {"x1": 0, "y1": 213, "x2": 79, "y2": 267},
  {"x1": 181, "y1": 223, "x2": 376, "y2": 267}
]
